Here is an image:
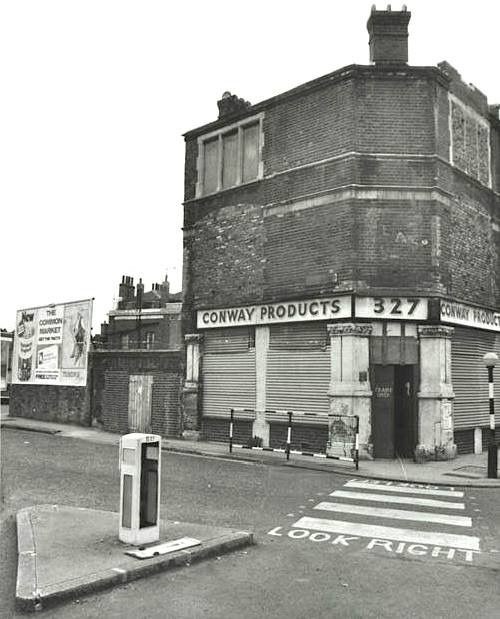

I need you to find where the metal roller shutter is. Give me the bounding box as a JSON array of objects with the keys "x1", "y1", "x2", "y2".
[
  {"x1": 452, "y1": 327, "x2": 500, "y2": 430},
  {"x1": 202, "y1": 328, "x2": 256, "y2": 418},
  {"x1": 266, "y1": 322, "x2": 330, "y2": 417}
]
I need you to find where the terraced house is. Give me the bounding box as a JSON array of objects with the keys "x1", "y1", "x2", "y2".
[{"x1": 182, "y1": 7, "x2": 500, "y2": 460}]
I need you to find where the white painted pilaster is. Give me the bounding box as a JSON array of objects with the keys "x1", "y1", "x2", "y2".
[
  {"x1": 253, "y1": 326, "x2": 270, "y2": 445},
  {"x1": 327, "y1": 323, "x2": 373, "y2": 459},
  {"x1": 416, "y1": 326, "x2": 456, "y2": 461}
]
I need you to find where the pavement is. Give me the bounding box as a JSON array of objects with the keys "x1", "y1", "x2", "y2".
[
  {"x1": 2, "y1": 413, "x2": 500, "y2": 487},
  {"x1": 15, "y1": 504, "x2": 253, "y2": 612},
  {"x1": 2, "y1": 412, "x2": 500, "y2": 612}
]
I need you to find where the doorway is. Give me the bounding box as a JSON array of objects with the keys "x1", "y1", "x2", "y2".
[
  {"x1": 128, "y1": 374, "x2": 153, "y2": 433},
  {"x1": 371, "y1": 365, "x2": 416, "y2": 458}
]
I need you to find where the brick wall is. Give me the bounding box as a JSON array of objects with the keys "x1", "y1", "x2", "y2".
[
  {"x1": 201, "y1": 417, "x2": 252, "y2": 444},
  {"x1": 355, "y1": 74, "x2": 435, "y2": 154},
  {"x1": 270, "y1": 423, "x2": 329, "y2": 453},
  {"x1": 188, "y1": 196, "x2": 443, "y2": 309},
  {"x1": 189, "y1": 203, "x2": 265, "y2": 309},
  {"x1": 10, "y1": 382, "x2": 91, "y2": 425},
  {"x1": 92, "y1": 351, "x2": 182, "y2": 436},
  {"x1": 434, "y1": 161, "x2": 500, "y2": 307},
  {"x1": 102, "y1": 370, "x2": 128, "y2": 433},
  {"x1": 264, "y1": 202, "x2": 356, "y2": 300},
  {"x1": 353, "y1": 200, "x2": 435, "y2": 292},
  {"x1": 151, "y1": 373, "x2": 181, "y2": 436},
  {"x1": 440, "y1": 197, "x2": 497, "y2": 306},
  {"x1": 264, "y1": 77, "x2": 356, "y2": 174}
]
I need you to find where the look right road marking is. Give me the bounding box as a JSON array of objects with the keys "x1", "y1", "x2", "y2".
[{"x1": 292, "y1": 516, "x2": 480, "y2": 551}]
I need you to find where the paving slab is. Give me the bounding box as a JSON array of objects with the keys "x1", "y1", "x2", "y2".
[{"x1": 16, "y1": 504, "x2": 254, "y2": 612}]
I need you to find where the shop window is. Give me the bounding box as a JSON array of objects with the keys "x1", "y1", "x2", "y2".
[{"x1": 197, "y1": 114, "x2": 264, "y2": 197}]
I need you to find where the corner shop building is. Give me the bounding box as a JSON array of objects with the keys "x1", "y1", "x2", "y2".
[{"x1": 182, "y1": 8, "x2": 500, "y2": 459}]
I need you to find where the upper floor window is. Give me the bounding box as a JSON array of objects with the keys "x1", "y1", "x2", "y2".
[
  {"x1": 120, "y1": 333, "x2": 129, "y2": 350},
  {"x1": 145, "y1": 332, "x2": 155, "y2": 350},
  {"x1": 196, "y1": 114, "x2": 264, "y2": 197}
]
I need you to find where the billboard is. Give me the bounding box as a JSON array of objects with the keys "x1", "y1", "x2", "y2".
[{"x1": 12, "y1": 299, "x2": 93, "y2": 386}]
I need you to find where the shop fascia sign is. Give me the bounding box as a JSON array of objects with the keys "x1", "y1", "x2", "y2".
[
  {"x1": 197, "y1": 295, "x2": 429, "y2": 329},
  {"x1": 198, "y1": 296, "x2": 351, "y2": 328},
  {"x1": 440, "y1": 300, "x2": 500, "y2": 332}
]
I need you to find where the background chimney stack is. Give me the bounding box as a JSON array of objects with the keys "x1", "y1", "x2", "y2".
[
  {"x1": 118, "y1": 275, "x2": 135, "y2": 308},
  {"x1": 367, "y1": 6, "x2": 411, "y2": 65}
]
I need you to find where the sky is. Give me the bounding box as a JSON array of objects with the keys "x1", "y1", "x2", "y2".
[{"x1": 1, "y1": 0, "x2": 499, "y2": 334}]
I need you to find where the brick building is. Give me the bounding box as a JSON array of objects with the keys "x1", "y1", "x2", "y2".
[
  {"x1": 182, "y1": 7, "x2": 500, "y2": 459},
  {"x1": 99, "y1": 273, "x2": 182, "y2": 351},
  {"x1": 92, "y1": 274, "x2": 183, "y2": 436}
]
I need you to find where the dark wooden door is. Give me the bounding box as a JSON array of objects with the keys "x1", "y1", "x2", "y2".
[
  {"x1": 394, "y1": 365, "x2": 416, "y2": 458},
  {"x1": 372, "y1": 365, "x2": 395, "y2": 458}
]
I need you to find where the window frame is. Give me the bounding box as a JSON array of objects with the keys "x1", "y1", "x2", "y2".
[{"x1": 196, "y1": 113, "x2": 264, "y2": 198}]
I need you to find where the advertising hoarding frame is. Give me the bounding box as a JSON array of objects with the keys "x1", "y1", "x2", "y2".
[{"x1": 12, "y1": 298, "x2": 93, "y2": 387}]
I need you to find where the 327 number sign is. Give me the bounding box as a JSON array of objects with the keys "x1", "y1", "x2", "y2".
[{"x1": 355, "y1": 297, "x2": 428, "y2": 320}]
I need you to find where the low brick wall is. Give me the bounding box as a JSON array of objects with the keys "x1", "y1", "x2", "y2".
[
  {"x1": 9, "y1": 383, "x2": 91, "y2": 426},
  {"x1": 270, "y1": 423, "x2": 329, "y2": 453},
  {"x1": 201, "y1": 417, "x2": 252, "y2": 444}
]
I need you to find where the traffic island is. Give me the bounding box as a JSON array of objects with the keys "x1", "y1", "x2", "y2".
[{"x1": 16, "y1": 504, "x2": 254, "y2": 612}]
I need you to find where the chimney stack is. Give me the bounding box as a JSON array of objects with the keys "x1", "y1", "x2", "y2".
[
  {"x1": 217, "y1": 91, "x2": 251, "y2": 119},
  {"x1": 118, "y1": 275, "x2": 135, "y2": 308},
  {"x1": 136, "y1": 278, "x2": 144, "y2": 310},
  {"x1": 367, "y1": 5, "x2": 411, "y2": 65},
  {"x1": 159, "y1": 273, "x2": 170, "y2": 303}
]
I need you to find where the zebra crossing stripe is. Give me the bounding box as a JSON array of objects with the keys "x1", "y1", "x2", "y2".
[
  {"x1": 314, "y1": 501, "x2": 472, "y2": 527},
  {"x1": 293, "y1": 516, "x2": 480, "y2": 551},
  {"x1": 331, "y1": 490, "x2": 465, "y2": 510},
  {"x1": 344, "y1": 480, "x2": 464, "y2": 498}
]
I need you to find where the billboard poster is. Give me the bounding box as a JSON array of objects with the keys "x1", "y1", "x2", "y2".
[{"x1": 12, "y1": 299, "x2": 93, "y2": 387}]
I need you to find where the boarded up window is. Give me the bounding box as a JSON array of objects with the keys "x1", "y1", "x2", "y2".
[
  {"x1": 203, "y1": 137, "x2": 219, "y2": 195},
  {"x1": 242, "y1": 123, "x2": 259, "y2": 182},
  {"x1": 222, "y1": 131, "x2": 238, "y2": 188},
  {"x1": 198, "y1": 116, "x2": 262, "y2": 196}
]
